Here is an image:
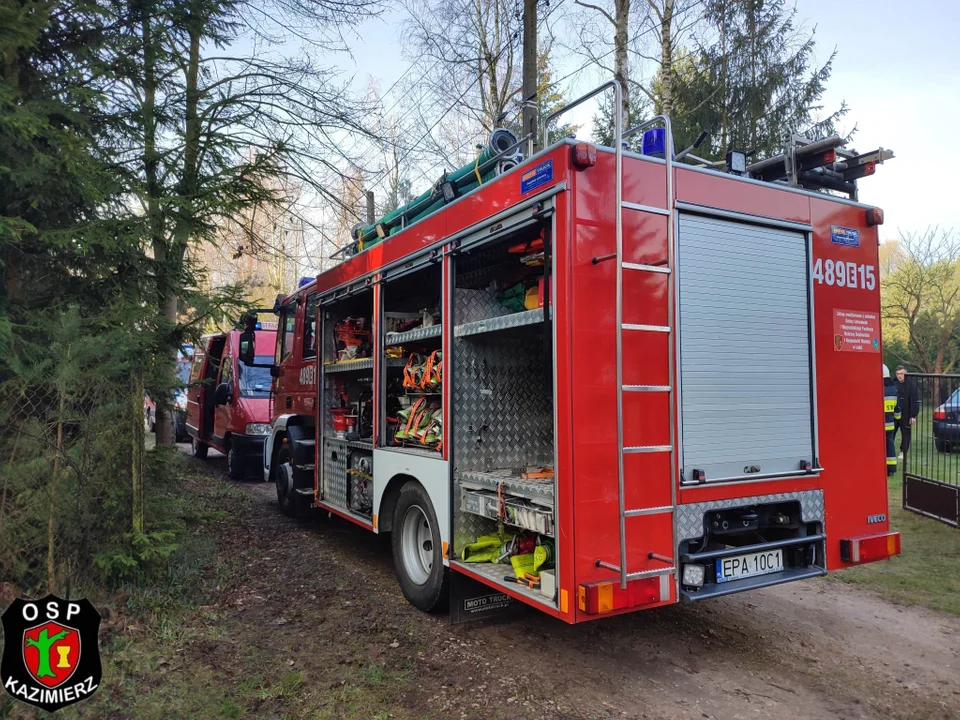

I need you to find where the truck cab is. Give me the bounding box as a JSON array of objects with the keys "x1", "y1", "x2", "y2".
[{"x1": 186, "y1": 327, "x2": 277, "y2": 478}]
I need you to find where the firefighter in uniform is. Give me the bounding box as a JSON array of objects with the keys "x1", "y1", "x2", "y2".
[{"x1": 883, "y1": 364, "x2": 901, "y2": 475}]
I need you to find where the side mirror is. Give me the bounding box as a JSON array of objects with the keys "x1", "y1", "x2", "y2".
[
  {"x1": 239, "y1": 328, "x2": 255, "y2": 366},
  {"x1": 269, "y1": 365, "x2": 280, "y2": 378},
  {"x1": 214, "y1": 382, "x2": 231, "y2": 406}
]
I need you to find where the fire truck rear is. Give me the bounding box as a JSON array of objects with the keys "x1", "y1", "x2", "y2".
[{"x1": 254, "y1": 81, "x2": 900, "y2": 623}]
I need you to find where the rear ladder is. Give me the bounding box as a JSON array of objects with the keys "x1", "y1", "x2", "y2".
[{"x1": 603, "y1": 112, "x2": 678, "y2": 590}]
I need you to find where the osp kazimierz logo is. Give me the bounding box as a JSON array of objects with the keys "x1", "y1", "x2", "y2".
[{"x1": 2, "y1": 594, "x2": 102, "y2": 712}]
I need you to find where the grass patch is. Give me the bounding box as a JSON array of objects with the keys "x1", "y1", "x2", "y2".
[{"x1": 840, "y1": 473, "x2": 960, "y2": 616}]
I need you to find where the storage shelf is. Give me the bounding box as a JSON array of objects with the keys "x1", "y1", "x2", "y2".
[
  {"x1": 460, "y1": 489, "x2": 554, "y2": 537},
  {"x1": 451, "y1": 560, "x2": 557, "y2": 609},
  {"x1": 454, "y1": 308, "x2": 549, "y2": 338},
  {"x1": 456, "y1": 468, "x2": 555, "y2": 507},
  {"x1": 385, "y1": 324, "x2": 442, "y2": 346},
  {"x1": 323, "y1": 357, "x2": 374, "y2": 373},
  {"x1": 380, "y1": 445, "x2": 442, "y2": 458},
  {"x1": 323, "y1": 358, "x2": 405, "y2": 374}
]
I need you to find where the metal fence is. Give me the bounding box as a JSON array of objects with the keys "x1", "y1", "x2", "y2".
[{"x1": 901, "y1": 373, "x2": 960, "y2": 527}]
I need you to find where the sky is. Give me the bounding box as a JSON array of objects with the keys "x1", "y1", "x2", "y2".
[{"x1": 332, "y1": 0, "x2": 959, "y2": 241}]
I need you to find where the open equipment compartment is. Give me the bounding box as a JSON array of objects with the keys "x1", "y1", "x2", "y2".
[
  {"x1": 320, "y1": 285, "x2": 376, "y2": 519},
  {"x1": 380, "y1": 261, "x2": 443, "y2": 456},
  {"x1": 450, "y1": 223, "x2": 558, "y2": 607}
]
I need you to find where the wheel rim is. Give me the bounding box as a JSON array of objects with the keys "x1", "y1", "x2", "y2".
[{"x1": 400, "y1": 504, "x2": 434, "y2": 586}]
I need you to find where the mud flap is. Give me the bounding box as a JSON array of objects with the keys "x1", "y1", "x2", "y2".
[{"x1": 449, "y1": 571, "x2": 524, "y2": 624}]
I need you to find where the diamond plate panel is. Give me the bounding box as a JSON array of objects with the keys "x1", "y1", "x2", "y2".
[
  {"x1": 384, "y1": 324, "x2": 441, "y2": 346},
  {"x1": 322, "y1": 438, "x2": 349, "y2": 509},
  {"x1": 675, "y1": 490, "x2": 825, "y2": 543},
  {"x1": 454, "y1": 287, "x2": 512, "y2": 325},
  {"x1": 455, "y1": 308, "x2": 546, "y2": 338},
  {"x1": 453, "y1": 334, "x2": 553, "y2": 471}
]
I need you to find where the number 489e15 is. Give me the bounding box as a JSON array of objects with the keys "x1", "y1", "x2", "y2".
[{"x1": 812, "y1": 258, "x2": 875, "y2": 290}]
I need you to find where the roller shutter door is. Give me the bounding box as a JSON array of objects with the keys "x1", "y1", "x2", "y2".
[{"x1": 678, "y1": 214, "x2": 815, "y2": 483}]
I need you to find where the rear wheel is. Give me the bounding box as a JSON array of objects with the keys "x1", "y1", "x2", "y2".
[
  {"x1": 391, "y1": 481, "x2": 448, "y2": 613},
  {"x1": 936, "y1": 439, "x2": 951, "y2": 453},
  {"x1": 227, "y1": 442, "x2": 245, "y2": 480},
  {"x1": 191, "y1": 436, "x2": 208, "y2": 459}
]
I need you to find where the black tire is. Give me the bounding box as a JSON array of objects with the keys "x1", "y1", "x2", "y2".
[
  {"x1": 274, "y1": 444, "x2": 308, "y2": 517},
  {"x1": 191, "y1": 435, "x2": 208, "y2": 459},
  {"x1": 936, "y1": 439, "x2": 950, "y2": 453},
  {"x1": 391, "y1": 481, "x2": 449, "y2": 613},
  {"x1": 227, "y1": 442, "x2": 245, "y2": 480}
]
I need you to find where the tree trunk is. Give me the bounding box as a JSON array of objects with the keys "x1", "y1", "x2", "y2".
[
  {"x1": 132, "y1": 372, "x2": 145, "y2": 534},
  {"x1": 48, "y1": 346, "x2": 69, "y2": 593},
  {"x1": 614, "y1": 0, "x2": 631, "y2": 125},
  {"x1": 657, "y1": 0, "x2": 675, "y2": 117}
]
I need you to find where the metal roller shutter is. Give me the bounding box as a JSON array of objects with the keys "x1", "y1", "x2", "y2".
[{"x1": 677, "y1": 213, "x2": 815, "y2": 483}]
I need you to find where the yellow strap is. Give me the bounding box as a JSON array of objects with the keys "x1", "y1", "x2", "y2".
[{"x1": 474, "y1": 152, "x2": 483, "y2": 186}]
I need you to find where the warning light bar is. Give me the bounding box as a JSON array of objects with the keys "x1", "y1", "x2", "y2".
[{"x1": 840, "y1": 531, "x2": 901, "y2": 565}]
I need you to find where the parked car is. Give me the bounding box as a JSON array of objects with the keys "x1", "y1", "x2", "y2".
[
  {"x1": 933, "y1": 388, "x2": 960, "y2": 452},
  {"x1": 186, "y1": 328, "x2": 276, "y2": 479}
]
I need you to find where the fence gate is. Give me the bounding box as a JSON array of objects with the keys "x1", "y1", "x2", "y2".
[{"x1": 902, "y1": 373, "x2": 960, "y2": 527}]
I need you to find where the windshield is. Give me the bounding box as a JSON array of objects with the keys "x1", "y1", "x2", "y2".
[{"x1": 237, "y1": 356, "x2": 273, "y2": 397}]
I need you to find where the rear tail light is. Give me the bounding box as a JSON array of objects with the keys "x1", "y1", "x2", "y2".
[
  {"x1": 934, "y1": 405, "x2": 946, "y2": 420},
  {"x1": 578, "y1": 574, "x2": 672, "y2": 615},
  {"x1": 840, "y1": 532, "x2": 901, "y2": 565}
]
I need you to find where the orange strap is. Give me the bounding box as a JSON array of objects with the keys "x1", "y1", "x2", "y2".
[
  {"x1": 403, "y1": 398, "x2": 424, "y2": 435},
  {"x1": 421, "y1": 350, "x2": 441, "y2": 390}
]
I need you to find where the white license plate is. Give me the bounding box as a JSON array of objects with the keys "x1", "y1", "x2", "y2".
[{"x1": 715, "y1": 548, "x2": 783, "y2": 583}]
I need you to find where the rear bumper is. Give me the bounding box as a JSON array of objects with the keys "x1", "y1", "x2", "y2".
[
  {"x1": 932, "y1": 421, "x2": 960, "y2": 442},
  {"x1": 678, "y1": 534, "x2": 826, "y2": 602}
]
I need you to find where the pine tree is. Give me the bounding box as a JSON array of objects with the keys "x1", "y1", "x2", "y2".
[{"x1": 676, "y1": 0, "x2": 850, "y2": 161}]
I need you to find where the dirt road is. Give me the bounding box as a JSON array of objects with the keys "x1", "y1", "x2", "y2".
[{"x1": 176, "y1": 458, "x2": 960, "y2": 720}]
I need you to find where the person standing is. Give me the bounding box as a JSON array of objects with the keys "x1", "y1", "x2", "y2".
[
  {"x1": 894, "y1": 366, "x2": 920, "y2": 459},
  {"x1": 883, "y1": 365, "x2": 900, "y2": 476}
]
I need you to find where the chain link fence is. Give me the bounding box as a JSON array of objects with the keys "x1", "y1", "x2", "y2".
[{"x1": 0, "y1": 360, "x2": 146, "y2": 596}]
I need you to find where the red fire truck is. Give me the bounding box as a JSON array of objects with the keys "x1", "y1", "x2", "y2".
[
  {"x1": 248, "y1": 82, "x2": 900, "y2": 622},
  {"x1": 186, "y1": 325, "x2": 277, "y2": 479}
]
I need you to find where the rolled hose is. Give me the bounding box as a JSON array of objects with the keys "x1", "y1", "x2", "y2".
[{"x1": 349, "y1": 128, "x2": 522, "y2": 253}]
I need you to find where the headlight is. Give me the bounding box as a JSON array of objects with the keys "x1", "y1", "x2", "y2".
[
  {"x1": 246, "y1": 423, "x2": 271, "y2": 436},
  {"x1": 682, "y1": 563, "x2": 705, "y2": 588}
]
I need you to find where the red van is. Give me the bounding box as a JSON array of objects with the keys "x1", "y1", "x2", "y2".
[{"x1": 186, "y1": 327, "x2": 277, "y2": 478}]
